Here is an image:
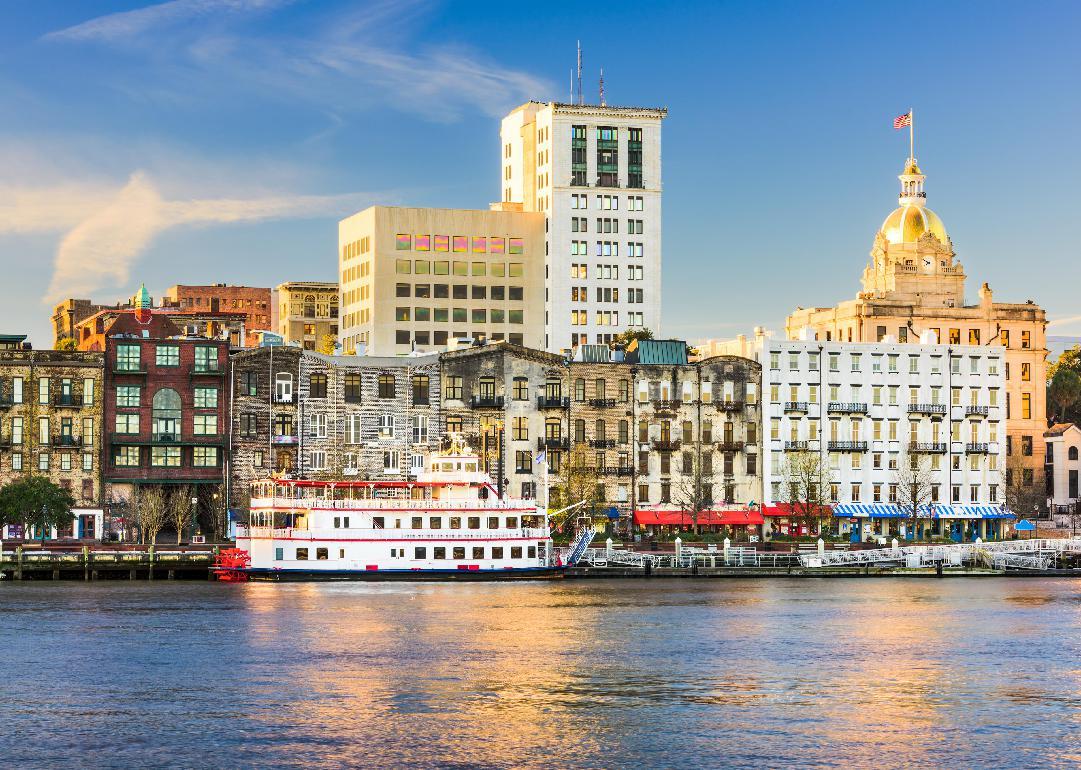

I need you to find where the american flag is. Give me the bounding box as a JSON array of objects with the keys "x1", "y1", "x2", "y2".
[{"x1": 894, "y1": 112, "x2": 912, "y2": 129}]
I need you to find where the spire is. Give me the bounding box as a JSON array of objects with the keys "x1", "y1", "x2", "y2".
[{"x1": 898, "y1": 157, "x2": 926, "y2": 207}]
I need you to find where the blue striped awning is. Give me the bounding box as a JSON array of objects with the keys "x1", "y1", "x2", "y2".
[{"x1": 832, "y1": 503, "x2": 1013, "y2": 520}]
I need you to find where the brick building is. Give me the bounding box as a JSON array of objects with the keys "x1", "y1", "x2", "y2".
[
  {"x1": 163, "y1": 284, "x2": 273, "y2": 347},
  {"x1": 103, "y1": 313, "x2": 229, "y2": 532},
  {"x1": 0, "y1": 341, "x2": 105, "y2": 538}
]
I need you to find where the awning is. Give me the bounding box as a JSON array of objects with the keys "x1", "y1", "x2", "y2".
[
  {"x1": 633, "y1": 508, "x2": 764, "y2": 526},
  {"x1": 831, "y1": 503, "x2": 1014, "y2": 520},
  {"x1": 762, "y1": 503, "x2": 834, "y2": 518}
]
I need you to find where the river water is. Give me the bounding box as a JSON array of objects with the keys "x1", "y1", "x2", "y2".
[{"x1": 2, "y1": 578, "x2": 1080, "y2": 769}]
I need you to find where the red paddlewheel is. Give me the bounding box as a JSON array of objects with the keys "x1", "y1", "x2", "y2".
[{"x1": 212, "y1": 548, "x2": 251, "y2": 582}]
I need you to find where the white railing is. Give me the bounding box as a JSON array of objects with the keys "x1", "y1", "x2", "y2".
[
  {"x1": 239, "y1": 526, "x2": 549, "y2": 541},
  {"x1": 250, "y1": 497, "x2": 536, "y2": 512}
]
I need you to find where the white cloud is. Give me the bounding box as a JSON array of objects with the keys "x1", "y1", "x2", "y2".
[
  {"x1": 44, "y1": 0, "x2": 290, "y2": 42},
  {"x1": 1048, "y1": 315, "x2": 1081, "y2": 331}
]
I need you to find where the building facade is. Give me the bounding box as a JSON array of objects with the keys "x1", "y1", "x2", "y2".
[
  {"x1": 0, "y1": 345, "x2": 104, "y2": 538},
  {"x1": 501, "y1": 101, "x2": 666, "y2": 351},
  {"x1": 762, "y1": 334, "x2": 1008, "y2": 541},
  {"x1": 785, "y1": 154, "x2": 1048, "y2": 507},
  {"x1": 1045, "y1": 423, "x2": 1081, "y2": 517},
  {"x1": 276, "y1": 281, "x2": 339, "y2": 351},
  {"x1": 162, "y1": 284, "x2": 272, "y2": 347},
  {"x1": 338, "y1": 206, "x2": 545, "y2": 355},
  {"x1": 103, "y1": 313, "x2": 229, "y2": 522},
  {"x1": 52, "y1": 298, "x2": 113, "y2": 348}
]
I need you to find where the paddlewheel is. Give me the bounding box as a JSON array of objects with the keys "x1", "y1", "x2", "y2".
[{"x1": 212, "y1": 548, "x2": 251, "y2": 582}]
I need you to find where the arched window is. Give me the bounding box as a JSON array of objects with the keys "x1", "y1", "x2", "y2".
[
  {"x1": 1070, "y1": 446, "x2": 1078, "y2": 461},
  {"x1": 303, "y1": 295, "x2": 316, "y2": 317},
  {"x1": 152, "y1": 388, "x2": 181, "y2": 440}
]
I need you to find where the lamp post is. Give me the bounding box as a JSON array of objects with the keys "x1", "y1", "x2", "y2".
[{"x1": 190, "y1": 495, "x2": 199, "y2": 543}]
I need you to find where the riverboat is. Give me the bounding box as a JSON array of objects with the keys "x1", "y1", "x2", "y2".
[{"x1": 231, "y1": 438, "x2": 593, "y2": 580}]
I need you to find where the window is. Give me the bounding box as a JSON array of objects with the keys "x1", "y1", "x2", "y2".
[
  {"x1": 378, "y1": 374, "x2": 395, "y2": 398},
  {"x1": 192, "y1": 386, "x2": 217, "y2": 409},
  {"x1": 152, "y1": 389, "x2": 181, "y2": 440},
  {"x1": 378, "y1": 414, "x2": 395, "y2": 439},
  {"x1": 342, "y1": 372, "x2": 361, "y2": 403},
  {"x1": 115, "y1": 344, "x2": 141, "y2": 371},
  {"x1": 156, "y1": 345, "x2": 180, "y2": 366},
  {"x1": 310, "y1": 373, "x2": 327, "y2": 398},
  {"x1": 114, "y1": 446, "x2": 140, "y2": 467},
  {"x1": 412, "y1": 375, "x2": 430, "y2": 405},
  {"x1": 194, "y1": 447, "x2": 219, "y2": 467},
  {"x1": 240, "y1": 414, "x2": 257, "y2": 438},
  {"x1": 275, "y1": 372, "x2": 293, "y2": 402},
  {"x1": 193, "y1": 414, "x2": 217, "y2": 435},
  {"x1": 239, "y1": 371, "x2": 257, "y2": 396},
  {"x1": 411, "y1": 415, "x2": 428, "y2": 444},
  {"x1": 194, "y1": 346, "x2": 218, "y2": 372},
  {"x1": 151, "y1": 447, "x2": 181, "y2": 467}
]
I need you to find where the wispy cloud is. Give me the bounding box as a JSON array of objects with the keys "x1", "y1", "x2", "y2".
[
  {"x1": 44, "y1": 0, "x2": 291, "y2": 42},
  {"x1": 1048, "y1": 315, "x2": 1081, "y2": 330}
]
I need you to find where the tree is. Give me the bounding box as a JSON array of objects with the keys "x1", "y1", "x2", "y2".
[
  {"x1": 136, "y1": 486, "x2": 168, "y2": 545},
  {"x1": 1047, "y1": 344, "x2": 1081, "y2": 382},
  {"x1": 893, "y1": 449, "x2": 935, "y2": 541},
  {"x1": 168, "y1": 485, "x2": 193, "y2": 544},
  {"x1": 206, "y1": 484, "x2": 231, "y2": 541},
  {"x1": 780, "y1": 450, "x2": 834, "y2": 536},
  {"x1": 672, "y1": 451, "x2": 711, "y2": 534},
  {"x1": 0, "y1": 476, "x2": 76, "y2": 544},
  {"x1": 1048, "y1": 368, "x2": 1081, "y2": 423},
  {"x1": 1005, "y1": 454, "x2": 1044, "y2": 523},
  {"x1": 613, "y1": 328, "x2": 654, "y2": 347},
  {"x1": 317, "y1": 334, "x2": 338, "y2": 355},
  {"x1": 55, "y1": 337, "x2": 78, "y2": 351},
  {"x1": 552, "y1": 444, "x2": 602, "y2": 527}
]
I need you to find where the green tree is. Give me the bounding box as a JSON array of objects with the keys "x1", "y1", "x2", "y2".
[
  {"x1": 0, "y1": 476, "x2": 76, "y2": 544},
  {"x1": 317, "y1": 334, "x2": 338, "y2": 355},
  {"x1": 613, "y1": 328, "x2": 654, "y2": 347},
  {"x1": 55, "y1": 337, "x2": 78, "y2": 351},
  {"x1": 1047, "y1": 345, "x2": 1081, "y2": 382},
  {"x1": 1048, "y1": 368, "x2": 1081, "y2": 423}
]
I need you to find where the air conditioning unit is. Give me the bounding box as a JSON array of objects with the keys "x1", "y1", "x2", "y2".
[{"x1": 191, "y1": 535, "x2": 206, "y2": 544}]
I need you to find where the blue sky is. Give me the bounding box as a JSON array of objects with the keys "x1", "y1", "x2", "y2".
[{"x1": 2, "y1": 0, "x2": 1080, "y2": 347}]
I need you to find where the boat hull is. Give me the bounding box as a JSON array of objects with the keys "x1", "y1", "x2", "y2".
[{"x1": 237, "y1": 565, "x2": 567, "y2": 582}]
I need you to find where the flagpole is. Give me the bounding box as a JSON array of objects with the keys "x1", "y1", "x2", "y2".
[{"x1": 909, "y1": 107, "x2": 915, "y2": 160}]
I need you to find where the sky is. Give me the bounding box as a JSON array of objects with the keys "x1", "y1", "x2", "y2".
[{"x1": 2, "y1": 0, "x2": 1080, "y2": 348}]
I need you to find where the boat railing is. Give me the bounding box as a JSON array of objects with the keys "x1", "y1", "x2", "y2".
[
  {"x1": 239, "y1": 526, "x2": 551, "y2": 540},
  {"x1": 249, "y1": 497, "x2": 538, "y2": 511}
]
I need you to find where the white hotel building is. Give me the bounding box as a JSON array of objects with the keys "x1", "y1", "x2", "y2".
[
  {"x1": 500, "y1": 101, "x2": 666, "y2": 352},
  {"x1": 761, "y1": 331, "x2": 1010, "y2": 541}
]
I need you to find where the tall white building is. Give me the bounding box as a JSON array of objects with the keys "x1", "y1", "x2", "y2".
[
  {"x1": 760, "y1": 331, "x2": 1010, "y2": 541},
  {"x1": 500, "y1": 101, "x2": 666, "y2": 352}
]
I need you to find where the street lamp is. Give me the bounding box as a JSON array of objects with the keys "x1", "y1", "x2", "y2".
[{"x1": 190, "y1": 496, "x2": 199, "y2": 543}]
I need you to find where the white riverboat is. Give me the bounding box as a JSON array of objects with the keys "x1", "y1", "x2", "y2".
[{"x1": 233, "y1": 439, "x2": 593, "y2": 580}]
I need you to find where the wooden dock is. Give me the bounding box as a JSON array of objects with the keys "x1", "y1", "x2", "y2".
[{"x1": 0, "y1": 546, "x2": 216, "y2": 581}]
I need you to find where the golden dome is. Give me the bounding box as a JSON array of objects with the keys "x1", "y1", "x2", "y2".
[
  {"x1": 903, "y1": 160, "x2": 922, "y2": 175},
  {"x1": 881, "y1": 204, "x2": 947, "y2": 245}
]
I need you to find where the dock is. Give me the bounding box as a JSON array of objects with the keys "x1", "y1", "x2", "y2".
[{"x1": 0, "y1": 546, "x2": 216, "y2": 581}]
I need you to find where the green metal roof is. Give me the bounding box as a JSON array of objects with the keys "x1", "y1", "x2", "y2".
[{"x1": 627, "y1": 339, "x2": 688, "y2": 365}]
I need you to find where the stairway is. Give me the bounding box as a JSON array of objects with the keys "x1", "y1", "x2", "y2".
[{"x1": 565, "y1": 526, "x2": 596, "y2": 566}]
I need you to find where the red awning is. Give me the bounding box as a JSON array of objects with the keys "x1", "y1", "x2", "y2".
[
  {"x1": 762, "y1": 503, "x2": 834, "y2": 517},
  {"x1": 633, "y1": 509, "x2": 764, "y2": 526}
]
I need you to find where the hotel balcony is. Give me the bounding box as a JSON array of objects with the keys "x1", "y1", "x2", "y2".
[
  {"x1": 599, "y1": 466, "x2": 634, "y2": 477},
  {"x1": 470, "y1": 395, "x2": 505, "y2": 409},
  {"x1": 827, "y1": 402, "x2": 868, "y2": 415},
  {"x1": 715, "y1": 400, "x2": 745, "y2": 412},
  {"x1": 52, "y1": 434, "x2": 82, "y2": 447},
  {"x1": 537, "y1": 437, "x2": 569, "y2": 451},
  {"x1": 652, "y1": 439, "x2": 682, "y2": 452},
  {"x1": 908, "y1": 403, "x2": 947, "y2": 416},
  {"x1": 651, "y1": 399, "x2": 682, "y2": 412},
  {"x1": 589, "y1": 438, "x2": 616, "y2": 448},
  {"x1": 588, "y1": 398, "x2": 617, "y2": 408},
  {"x1": 828, "y1": 440, "x2": 868, "y2": 452},
  {"x1": 965, "y1": 406, "x2": 990, "y2": 418},
  {"x1": 537, "y1": 396, "x2": 569, "y2": 409},
  {"x1": 784, "y1": 401, "x2": 809, "y2": 413},
  {"x1": 715, "y1": 440, "x2": 744, "y2": 452},
  {"x1": 966, "y1": 443, "x2": 990, "y2": 454},
  {"x1": 909, "y1": 442, "x2": 947, "y2": 454},
  {"x1": 53, "y1": 394, "x2": 88, "y2": 407},
  {"x1": 784, "y1": 440, "x2": 809, "y2": 452}
]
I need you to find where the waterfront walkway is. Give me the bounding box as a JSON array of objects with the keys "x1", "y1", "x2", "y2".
[{"x1": 0, "y1": 546, "x2": 215, "y2": 580}]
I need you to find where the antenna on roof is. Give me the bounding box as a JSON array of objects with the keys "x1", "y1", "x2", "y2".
[
  {"x1": 576, "y1": 40, "x2": 583, "y2": 105},
  {"x1": 599, "y1": 67, "x2": 605, "y2": 106},
  {"x1": 570, "y1": 68, "x2": 574, "y2": 103}
]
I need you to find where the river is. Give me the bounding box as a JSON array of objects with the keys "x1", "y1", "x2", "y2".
[{"x1": 2, "y1": 578, "x2": 1080, "y2": 769}]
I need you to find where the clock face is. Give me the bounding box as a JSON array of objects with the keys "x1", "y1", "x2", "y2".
[{"x1": 923, "y1": 259, "x2": 931, "y2": 267}]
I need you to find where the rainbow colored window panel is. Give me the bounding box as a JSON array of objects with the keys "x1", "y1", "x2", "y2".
[
  {"x1": 434, "y1": 235, "x2": 449, "y2": 252},
  {"x1": 415, "y1": 234, "x2": 431, "y2": 251},
  {"x1": 489, "y1": 237, "x2": 505, "y2": 254},
  {"x1": 508, "y1": 238, "x2": 524, "y2": 255},
  {"x1": 396, "y1": 234, "x2": 412, "y2": 250},
  {"x1": 452, "y1": 236, "x2": 468, "y2": 252},
  {"x1": 472, "y1": 236, "x2": 487, "y2": 253}
]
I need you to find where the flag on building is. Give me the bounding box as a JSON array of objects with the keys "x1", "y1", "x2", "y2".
[
  {"x1": 894, "y1": 112, "x2": 912, "y2": 129},
  {"x1": 534, "y1": 449, "x2": 547, "y2": 466}
]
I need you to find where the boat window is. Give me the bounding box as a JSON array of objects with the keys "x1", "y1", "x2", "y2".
[
  {"x1": 414, "y1": 547, "x2": 426, "y2": 559},
  {"x1": 316, "y1": 548, "x2": 328, "y2": 560},
  {"x1": 296, "y1": 548, "x2": 308, "y2": 560},
  {"x1": 467, "y1": 516, "x2": 480, "y2": 529},
  {"x1": 528, "y1": 546, "x2": 537, "y2": 559},
  {"x1": 333, "y1": 517, "x2": 340, "y2": 528},
  {"x1": 339, "y1": 549, "x2": 345, "y2": 559},
  {"x1": 430, "y1": 517, "x2": 442, "y2": 529},
  {"x1": 492, "y1": 547, "x2": 504, "y2": 559},
  {"x1": 343, "y1": 517, "x2": 350, "y2": 528},
  {"x1": 274, "y1": 548, "x2": 283, "y2": 561},
  {"x1": 433, "y1": 547, "x2": 446, "y2": 559},
  {"x1": 373, "y1": 517, "x2": 384, "y2": 529},
  {"x1": 465, "y1": 463, "x2": 477, "y2": 472},
  {"x1": 449, "y1": 517, "x2": 461, "y2": 529},
  {"x1": 452, "y1": 547, "x2": 466, "y2": 559},
  {"x1": 510, "y1": 547, "x2": 522, "y2": 559},
  {"x1": 506, "y1": 517, "x2": 518, "y2": 529},
  {"x1": 411, "y1": 516, "x2": 423, "y2": 529},
  {"x1": 487, "y1": 516, "x2": 499, "y2": 529},
  {"x1": 472, "y1": 547, "x2": 484, "y2": 559}
]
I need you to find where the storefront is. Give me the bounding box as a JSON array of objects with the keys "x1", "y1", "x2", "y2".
[
  {"x1": 3, "y1": 508, "x2": 105, "y2": 541},
  {"x1": 633, "y1": 507, "x2": 764, "y2": 539},
  {"x1": 762, "y1": 503, "x2": 835, "y2": 538},
  {"x1": 832, "y1": 503, "x2": 1013, "y2": 543}
]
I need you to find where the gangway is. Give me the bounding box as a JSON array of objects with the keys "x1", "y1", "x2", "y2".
[{"x1": 800, "y1": 538, "x2": 1081, "y2": 571}]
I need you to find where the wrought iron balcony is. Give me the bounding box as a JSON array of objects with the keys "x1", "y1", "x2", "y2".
[
  {"x1": 53, "y1": 394, "x2": 87, "y2": 407},
  {"x1": 715, "y1": 400, "x2": 745, "y2": 412},
  {"x1": 470, "y1": 395, "x2": 505, "y2": 409},
  {"x1": 589, "y1": 438, "x2": 616, "y2": 448},
  {"x1": 599, "y1": 466, "x2": 634, "y2": 477},
  {"x1": 52, "y1": 435, "x2": 82, "y2": 447},
  {"x1": 909, "y1": 442, "x2": 947, "y2": 454},
  {"x1": 537, "y1": 437, "x2": 568, "y2": 451},
  {"x1": 588, "y1": 398, "x2": 617, "y2": 408},
  {"x1": 651, "y1": 399, "x2": 683, "y2": 412},
  {"x1": 965, "y1": 443, "x2": 990, "y2": 454},
  {"x1": 273, "y1": 393, "x2": 297, "y2": 404},
  {"x1": 784, "y1": 440, "x2": 809, "y2": 452},
  {"x1": 827, "y1": 402, "x2": 868, "y2": 414},
  {"x1": 908, "y1": 403, "x2": 947, "y2": 415},
  {"x1": 191, "y1": 365, "x2": 225, "y2": 377},
  {"x1": 537, "y1": 396, "x2": 569, "y2": 409},
  {"x1": 715, "y1": 440, "x2": 744, "y2": 452},
  {"x1": 965, "y1": 406, "x2": 990, "y2": 417},
  {"x1": 784, "y1": 401, "x2": 809, "y2": 413},
  {"x1": 828, "y1": 440, "x2": 868, "y2": 452},
  {"x1": 652, "y1": 439, "x2": 681, "y2": 452}
]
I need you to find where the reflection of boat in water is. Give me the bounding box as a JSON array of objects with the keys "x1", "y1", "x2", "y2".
[{"x1": 228, "y1": 437, "x2": 593, "y2": 581}]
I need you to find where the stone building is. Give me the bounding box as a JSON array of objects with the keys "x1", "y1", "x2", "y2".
[
  {"x1": 276, "y1": 281, "x2": 339, "y2": 351},
  {"x1": 785, "y1": 153, "x2": 1048, "y2": 505},
  {"x1": 0, "y1": 342, "x2": 104, "y2": 539},
  {"x1": 103, "y1": 312, "x2": 230, "y2": 530},
  {"x1": 1045, "y1": 423, "x2": 1081, "y2": 519},
  {"x1": 162, "y1": 284, "x2": 273, "y2": 347},
  {"x1": 226, "y1": 348, "x2": 441, "y2": 509}
]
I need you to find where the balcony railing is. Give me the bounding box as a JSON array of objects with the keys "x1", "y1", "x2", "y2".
[
  {"x1": 715, "y1": 400, "x2": 745, "y2": 412},
  {"x1": 965, "y1": 406, "x2": 990, "y2": 417},
  {"x1": 537, "y1": 396, "x2": 569, "y2": 409},
  {"x1": 827, "y1": 402, "x2": 868, "y2": 414},
  {"x1": 966, "y1": 443, "x2": 990, "y2": 454},
  {"x1": 910, "y1": 442, "x2": 947, "y2": 454},
  {"x1": 589, "y1": 438, "x2": 616, "y2": 448},
  {"x1": 273, "y1": 394, "x2": 297, "y2": 404},
  {"x1": 652, "y1": 439, "x2": 681, "y2": 452},
  {"x1": 272, "y1": 434, "x2": 299, "y2": 445},
  {"x1": 828, "y1": 440, "x2": 868, "y2": 452},
  {"x1": 715, "y1": 440, "x2": 744, "y2": 452},
  {"x1": 784, "y1": 401, "x2": 809, "y2": 413},
  {"x1": 599, "y1": 466, "x2": 634, "y2": 477},
  {"x1": 784, "y1": 440, "x2": 809, "y2": 452},
  {"x1": 52, "y1": 435, "x2": 82, "y2": 447},
  {"x1": 470, "y1": 395, "x2": 505, "y2": 409},
  {"x1": 0, "y1": 396, "x2": 13, "y2": 408},
  {"x1": 53, "y1": 394, "x2": 87, "y2": 407},
  {"x1": 652, "y1": 399, "x2": 683, "y2": 412},
  {"x1": 588, "y1": 398, "x2": 617, "y2": 408},
  {"x1": 192, "y1": 365, "x2": 225, "y2": 376},
  {"x1": 536, "y1": 437, "x2": 568, "y2": 451},
  {"x1": 908, "y1": 403, "x2": 947, "y2": 415}
]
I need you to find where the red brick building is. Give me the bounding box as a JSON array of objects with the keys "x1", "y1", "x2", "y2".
[
  {"x1": 103, "y1": 312, "x2": 229, "y2": 532},
  {"x1": 163, "y1": 284, "x2": 272, "y2": 347}
]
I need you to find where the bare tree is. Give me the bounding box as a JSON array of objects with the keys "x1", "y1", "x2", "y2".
[
  {"x1": 894, "y1": 448, "x2": 935, "y2": 541},
  {"x1": 1005, "y1": 454, "x2": 1044, "y2": 523},
  {"x1": 672, "y1": 450, "x2": 711, "y2": 534},
  {"x1": 168, "y1": 485, "x2": 193, "y2": 544},
  {"x1": 207, "y1": 484, "x2": 233, "y2": 541},
  {"x1": 553, "y1": 443, "x2": 602, "y2": 526},
  {"x1": 137, "y1": 486, "x2": 168, "y2": 546},
  {"x1": 780, "y1": 450, "x2": 834, "y2": 536}
]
